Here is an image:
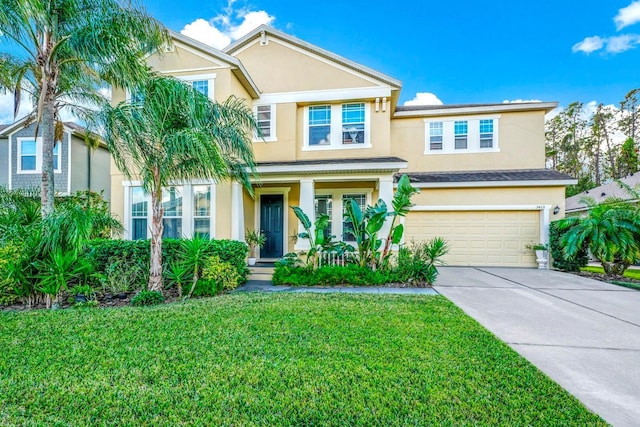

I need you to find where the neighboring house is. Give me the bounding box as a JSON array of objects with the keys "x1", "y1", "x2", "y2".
[
  {"x1": 110, "y1": 26, "x2": 576, "y2": 267},
  {"x1": 565, "y1": 172, "x2": 640, "y2": 215},
  {"x1": 0, "y1": 118, "x2": 111, "y2": 200}
]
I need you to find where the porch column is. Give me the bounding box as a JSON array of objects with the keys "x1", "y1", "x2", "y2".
[
  {"x1": 379, "y1": 177, "x2": 394, "y2": 242},
  {"x1": 295, "y1": 178, "x2": 315, "y2": 250},
  {"x1": 231, "y1": 182, "x2": 245, "y2": 242}
]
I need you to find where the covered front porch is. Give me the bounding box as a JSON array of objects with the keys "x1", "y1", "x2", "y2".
[{"x1": 230, "y1": 157, "x2": 407, "y2": 261}]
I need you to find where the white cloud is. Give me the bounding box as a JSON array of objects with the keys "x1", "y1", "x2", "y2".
[
  {"x1": 180, "y1": 2, "x2": 274, "y2": 49},
  {"x1": 181, "y1": 19, "x2": 231, "y2": 49},
  {"x1": 606, "y1": 33, "x2": 640, "y2": 52},
  {"x1": 572, "y1": 36, "x2": 605, "y2": 53},
  {"x1": 403, "y1": 92, "x2": 443, "y2": 106},
  {"x1": 572, "y1": 33, "x2": 640, "y2": 54},
  {"x1": 0, "y1": 91, "x2": 32, "y2": 124},
  {"x1": 615, "y1": 1, "x2": 640, "y2": 30},
  {"x1": 502, "y1": 99, "x2": 542, "y2": 104}
]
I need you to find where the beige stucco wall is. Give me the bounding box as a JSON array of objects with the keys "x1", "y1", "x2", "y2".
[
  {"x1": 412, "y1": 185, "x2": 567, "y2": 217},
  {"x1": 234, "y1": 39, "x2": 376, "y2": 93},
  {"x1": 391, "y1": 110, "x2": 546, "y2": 172}
]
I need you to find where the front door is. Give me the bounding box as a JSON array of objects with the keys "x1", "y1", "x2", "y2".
[{"x1": 259, "y1": 194, "x2": 284, "y2": 258}]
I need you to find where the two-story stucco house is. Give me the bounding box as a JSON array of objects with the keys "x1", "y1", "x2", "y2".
[
  {"x1": 0, "y1": 118, "x2": 111, "y2": 199},
  {"x1": 110, "y1": 25, "x2": 575, "y2": 267}
]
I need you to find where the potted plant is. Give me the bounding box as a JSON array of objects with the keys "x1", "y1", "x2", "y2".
[
  {"x1": 245, "y1": 229, "x2": 266, "y2": 266},
  {"x1": 526, "y1": 243, "x2": 549, "y2": 269}
]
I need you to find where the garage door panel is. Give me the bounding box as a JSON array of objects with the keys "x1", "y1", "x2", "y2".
[{"x1": 405, "y1": 210, "x2": 539, "y2": 267}]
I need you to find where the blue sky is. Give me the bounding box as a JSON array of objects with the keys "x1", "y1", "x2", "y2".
[
  {"x1": 1, "y1": 0, "x2": 639, "y2": 123},
  {"x1": 140, "y1": 0, "x2": 640, "y2": 109}
]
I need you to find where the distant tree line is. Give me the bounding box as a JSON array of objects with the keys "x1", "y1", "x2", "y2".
[{"x1": 546, "y1": 89, "x2": 639, "y2": 197}]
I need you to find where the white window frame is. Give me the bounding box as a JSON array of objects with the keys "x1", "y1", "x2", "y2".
[
  {"x1": 423, "y1": 115, "x2": 500, "y2": 154},
  {"x1": 123, "y1": 181, "x2": 216, "y2": 240},
  {"x1": 313, "y1": 189, "x2": 372, "y2": 242},
  {"x1": 126, "y1": 73, "x2": 217, "y2": 102},
  {"x1": 253, "y1": 104, "x2": 277, "y2": 142},
  {"x1": 16, "y1": 137, "x2": 62, "y2": 174},
  {"x1": 303, "y1": 103, "x2": 371, "y2": 151}
]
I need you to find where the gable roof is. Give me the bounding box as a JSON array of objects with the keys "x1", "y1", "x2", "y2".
[
  {"x1": 169, "y1": 30, "x2": 260, "y2": 98},
  {"x1": 0, "y1": 118, "x2": 105, "y2": 147},
  {"x1": 224, "y1": 25, "x2": 402, "y2": 89},
  {"x1": 565, "y1": 172, "x2": 640, "y2": 213}
]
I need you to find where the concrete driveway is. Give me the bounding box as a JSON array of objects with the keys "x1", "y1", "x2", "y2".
[{"x1": 435, "y1": 267, "x2": 640, "y2": 427}]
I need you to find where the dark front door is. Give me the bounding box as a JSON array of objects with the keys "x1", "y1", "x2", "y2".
[{"x1": 260, "y1": 194, "x2": 284, "y2": 258}]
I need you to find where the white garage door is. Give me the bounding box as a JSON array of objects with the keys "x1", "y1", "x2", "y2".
[{"x1": 404, "y1": 210, "x2": 540, "y2": 267}]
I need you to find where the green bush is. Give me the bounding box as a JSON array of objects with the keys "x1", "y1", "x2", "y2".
[
  {"x1": 392, "y1": 238, "x2": 449, "y2": 286},
  {"x1": 549, "y1": 221, "x2": 588, "y2": 271},
  {"x1": 273, "y1": 263, "x2": 389, "y2": 287},
  {"x1": 195, "y1": 255, "x2": 242, "y2": 296},
  {"x1": 85, "y1": 238, "x2": 249, "y2": 289},
  {"x1": 131, "y1": 290, "x2": 164, "y2": 306}
]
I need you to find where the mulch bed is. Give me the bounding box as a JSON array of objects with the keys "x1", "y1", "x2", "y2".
[
  {"x1": 1, "y1": 286, "x2": 183, "y2": 312},
  {"x1": 571, "y1": 270, "x2": 640, "y2": 285}
]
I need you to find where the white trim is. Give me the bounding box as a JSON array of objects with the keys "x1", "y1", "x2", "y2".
[
  {"x1": 302, "y1": 103, "x2": 372, "y2": 150},
  {"x1": 404, "y1": 179, "x2": 577, "y2": 189},
  {"x1": 394, "y1": 102, "x2": 558, "y2": 117},
  {"x1": 258, "y1": 87, "x2": 391, "y2": 105},
  {"x1": 314, "y1": 188, "x2": 373, "y2": 244},
  {"x1": 162, "y1": 66, "x2": 226, "y2": 73},
  {"x1": 410, "y1": 204, "x2": 551, "y2": 211},
  {"x1": 256, "y1": 161, "x2": 407, "y2": 175},
  {"x1": 123, "y1": 181, "x2": 217, "y2": 240},
  {"x1": 7, "y1": 134, "x2": 12, "y2": 189},
  {"x1": 66, "y1": 131, "x2": 71, "y2": 194},
  {"x1": 254, "y1": 186, "x2": 291, "y2": 259},
  {"x1": 176, "y1": 73, "x2": 217, "y2": 101},
  {"x1": 253, "y1": 104, "x2": 277, "y2": 142},
  {"x1": 231, "y1": 182, "x2": 245, "y2": 241},
  {"x1": 424, "y1": 115, "x2": 501, "y2": 155},
  {"x1": 15, "y1": 136, "x2": 62, "y2": 175}
]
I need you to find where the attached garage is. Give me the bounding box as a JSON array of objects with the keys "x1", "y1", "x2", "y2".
[{"x1": 404, "y1": 210, "x2": 540, "y2": 267}]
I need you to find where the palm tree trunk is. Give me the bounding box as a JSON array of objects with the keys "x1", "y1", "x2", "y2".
[
  {"x1": 41, "y1": 101, "x2": 56, "y2": 217},
  {"x1": 148, "y1": 185, "x2": 164, "y2": 292}
]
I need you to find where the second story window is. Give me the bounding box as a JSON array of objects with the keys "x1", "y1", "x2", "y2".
[
  {"x1": 480, "y1": 119, "x2": 494, "y2": 148},
  {"x1": 454, "y1": 121, "x2": 468, "y2": 149},
  {"x1": 342, "y1": 103, "x2": 365, "y2": 145},
  {"x1": 309, "y1": 105, "x2": 331, "y2": 146},
  {"x1": 304, "y1": 103, "x2": 371, "y2": 150},
  {"x1": 254, "y1": 104, "x2": 277, "y2": 142},
  {"x1": 429, "y1": 122, "x2": 443, "y2": 150},
  {"x1": 423, "y1": 116, "x2": 500, "y2": 154},
  {"x1": 192, "y1": 80, "x2": 208, "y2": 97}
]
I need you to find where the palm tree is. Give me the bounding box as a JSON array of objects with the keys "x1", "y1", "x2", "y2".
[
  {"x1": 557, "y1": 199, "x2": 640, "y2": 276},
  {"x1": 0, "y1": 0, "x2": 168, "y2": 217},
  {"x1": 102, "y1": 75, "x2": 258, "y2": 292}
]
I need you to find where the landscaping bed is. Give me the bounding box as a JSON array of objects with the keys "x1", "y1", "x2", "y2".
[
  {"x1": 0, "y1": 293, "x2": 605, "y2": 425},
  {"x1": 576, "y1": 266, "x2": 640, "y2": 290}
]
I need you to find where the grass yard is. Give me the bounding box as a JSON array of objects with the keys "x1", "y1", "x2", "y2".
[
  {"x1": 581, "y1": 266, "x2": 640, "y2": 290},
  {"x1": 0, "y1": 294, "x2": 604, "y2": 426}
]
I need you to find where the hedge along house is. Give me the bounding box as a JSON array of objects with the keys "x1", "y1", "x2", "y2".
[
  {"x1": 110, "y1": 26, "x2": 575, "y2": 267},
  {"x1": 0, "y1": 118, "x2": 111, "y2": 200}
]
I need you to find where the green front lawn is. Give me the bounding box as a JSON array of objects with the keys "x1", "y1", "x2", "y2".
[
  {"x1": 581, "y1": 266, "x2": 640, "y2": 290},
  {"x1": 0, "y1": 294, "x2": 604, "y2": 426}
]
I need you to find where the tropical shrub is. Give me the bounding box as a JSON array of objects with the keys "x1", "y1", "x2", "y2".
[
  {"x1": 196, "y1": 255, "x2": 242, "y2": 296},
  {"x1": 556, "y1": 201, "x2": 640, "y2": 275},
  {"x1": 85, "y1": 238, "x2": 250, "y2": 287},
  {"x1": 393, "y1": 239, "x2": 449, "y2": 286},
  {"x1": 290, "y1": 207, "x2": 353, "y2": 267},
  {"x1": 549, "y1": 221, "x2": 588, "y2": 271},
  {"x1": 131, "y1": 290, "x2": 164, "y2": 307}
]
